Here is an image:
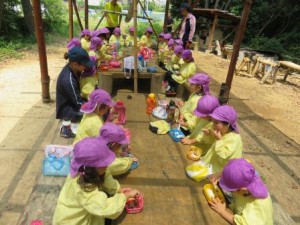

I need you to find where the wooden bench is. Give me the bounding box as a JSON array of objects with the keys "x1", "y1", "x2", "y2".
[
  {"x1": 278, "y1": 61, "x2": 300, "y2": 82},
  {"x1": 251, "y1": 57, "x2": 279, "y2": 84}
]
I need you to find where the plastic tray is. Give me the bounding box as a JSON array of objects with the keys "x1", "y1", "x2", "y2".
[{"x1": 169, "y1": 128, "x2": 185, "y2": 142}]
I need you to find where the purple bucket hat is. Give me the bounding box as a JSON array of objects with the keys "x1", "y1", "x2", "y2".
[
  {"x1": 188, "y1": 73, "x2": 211, "y2": 95},
  {"x1": 98, "y1": 122, "x2": 129, "y2": 145},
  {"x1": 219, "y1": 158, "x2": 269, "y2": 199},
  {"x1": 158, "y1": 32, "x2": 165, "y2": 37},
  {"x1": 194, "y1": 95, "x2": 219, "y2": 117},
  {"x1": 168, "y1": 39, "x2": 175, "y2": 48},
  {"x1": 113, "y1": 27, "x2": 121, "y2": 35},
  {"x1": 80, "y1": 89, "x2": 115, "y2": 114},
  {"x1": 91, "y1": 29, "x2": 101, "y2": 38},
  {"x1": 164, "y1": 33, "x2": 172, "y2": 40},
  {"x1": 146, "y1": 27, "x2": 153, "y2": 33},
  {"x1": 67, "y1": 38, "x2": 81, "y2": 50},
  {"x1": 181, "y1": 50, "x2": 193, "y2": 61},
  {"x1": 174, "y1": 45, "x2": 184, "y2": 55},
  {"x1": 100, "y1": 27, "x2": 111, "y2": 34},
  {"x1": 174, "y1": 39, "x2": 183, "y2": 46},
  {"x1": 81, "y1": 56, "x2": 97, "y2": 77},
  {"x1": 129, "y1": 27, "x2": 134, "y2": 32},
  {"x1": 90, "y1": 37, "x2": 103, "y2": 51},
  {"x1": 80, "y1": 29, "x2": 91, "y2": 37},
  {"x1": 70, "y1": 137, "x2": 115, "y2": 178},
  {"x1": 210, "y1": 105, "x2": 239, "y2": 132}
]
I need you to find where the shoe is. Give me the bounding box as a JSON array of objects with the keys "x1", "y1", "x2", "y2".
[{"x1": 60, "y1": 120, "x2": 76, "y2": 138}]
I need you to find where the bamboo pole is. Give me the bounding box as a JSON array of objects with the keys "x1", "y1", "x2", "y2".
[
  {"x1": 222, "y1": 0, "x2": 253, "y2": 102},
  {"x1": 138, "y1": 0, "x2": 158, "y2": 39},
  {"x1": 84, "y1": 0, "x2": 88, "y2": 29},
  {"x1": 32, "y1": 0, "x2": 51, "y2": 103},
  {"x1": 72, "y1": 0, "x2": 83, "y2": 31},
  {"x1": 133, "y1": 0, "x2": 138, "y2": 93},
  {"x1": 94, "y1": 13, "x2": 106, "y2": 30},
  {"x1": 206, "y1": 14, "x2": 218, "y2": 49},
  {"x1": 163, "y1": 0, "x2": 170, "y2": 32},
  {"x1": 68, "y1": 0, "x2": 73, "y2": 39}
]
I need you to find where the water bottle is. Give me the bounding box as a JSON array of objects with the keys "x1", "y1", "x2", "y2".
[{"x1": 167, "y1": 100, "x2": 176, "y2": 124}]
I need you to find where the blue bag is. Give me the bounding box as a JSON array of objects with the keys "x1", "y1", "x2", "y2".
[
  {"x1": 43, "y1": 154, "x2": 70, "y2": 177},
  {"x1": 169, "y1": 128, "x2": 185, "y2": 142},
  {"x1": 147, "y1": 66, "x2": 157, "y2": 73}
]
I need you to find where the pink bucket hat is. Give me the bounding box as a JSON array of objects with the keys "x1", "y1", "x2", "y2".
[
  {"x1": 90, "y1": 37, "x2": 103, "y2": 51},
  {"x1": 194, "y1": 95, "x2": 219, "y2": 117},
  {"x1": 174, "y1": 39, "x2": 183, "y2": 46},
  {"x1": 174, "y1": 45, "x2": 184, "y2": 55},
  {"x1": 98, "y1": 123, "x2": 129, "y2": 145},
  {"x1": 113, "y1": 27, "x2": 121, "y2": 35},
  {"x1": 188, "y1": 73, "x2": 211, "y2": 95},
  {"x1": 80, "y1": 89, "x2": 115, "y2": 114},
  {"x1": 70, "y1": 137, "x2": 115, "y2": 178},
  {"x1": 100, "y1": 27, "x2": 111, "y2": 34},
  {"x1": 81, "y1": 56, "x2": 97, "y2": 77},
  {"x1": 164, "y1": 33, "x2": 172, "y2": 40},
  {"x1": 219, "y1": 158, "x2": 269, "y2": 199},
  {"x1": 129, "y1": 27, "x2": 134, "y2": 32},
  {"x1": 80, "y1": 29, "x2": 91, "y2": 37},
  {"x1": 210, "y1": 105, "x2": 239, "y2": 132},
  {"x1": 158, "y1": 32, "x2": 165, "y2": 37},
  {"x1": 146, "y1": 27, "x2": 153, "y2": 33},
  {"x1": 168, "y1": 39, "x2": 175, "y2": 48},
  {"x1": 181, "y1": 49, "x2": 194, "y2": 61},
  {"x1": 67, "y1": 38, "x2": 81, "y2": 50}
]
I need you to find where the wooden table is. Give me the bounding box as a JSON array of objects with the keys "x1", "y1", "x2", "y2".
[
  {"x1": 278, "y1": 61, "x2": 300, "y2": 82},
  {"x1": 98, "y1": 58, "x2": 165, "y2": 95}
]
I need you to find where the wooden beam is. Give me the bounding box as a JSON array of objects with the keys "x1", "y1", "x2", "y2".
[
  {"x1": 206, "y1": 14, "x2": 218, "y2": 49},
  {"x1": 72, "y1": 0, "x2": 83, "y2": 31},
  {"x1": 101, "y1": 10, "x2": 153, "y2": 20},
  {"x1": 163, "y1": 0, "x2": 170, "y2": 32},
  {"x1": 138, "y1": 0, "x2": 158, "y2": 39},
  {"x1": 94, "y1": 13, "x2": 106, "y2": 30},
  {"x1": 84, "y1": 0, "x2": 88, "y2": 29},
  {"x1": 68, "y1": 0, "x2": 73, "y2": 39},
  {"x1": 133, "y1": 0, "x2": 138, "y2": 93}
]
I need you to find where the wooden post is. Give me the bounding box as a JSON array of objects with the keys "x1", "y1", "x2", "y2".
[
  {"x1": 206, "y1": 14, "x2": 218, "y2": 49},
  {"x1": 73, "y1": 0, "x2": 84, "y2": 31},
  {"x1": 138, "y1": 0, "x2": 158, "y2": 39},
  {"x1": 32, "y1": 0, "x2": 51, "y2": 103},
  {"x1": 68, "y1": 0, "x2": 73, "y2": 39},
  {"x1": 84, "y1": 0, "x2": 88, "y2": 29},
  {"x1": 223, "y1": 0, "x2": 253, "y2": 101},
  {"x1": 133, "y1": 0, "x2": 138, "y2": 93},
  {"x1": 163, "y1": 0, "x2": 170, "y2": 32}
]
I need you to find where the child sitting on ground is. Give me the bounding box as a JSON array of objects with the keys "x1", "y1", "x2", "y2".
[
  {"x1": 181, "y1": 95, "x2": 219, "y2": 155},
  {"x1": 177, "y1": 73, "x2": 210, "y2": 136},
  {"x1": 163, "y1": 39, "x2": 175, "y2": 65},
  {"x1": 80, "y1": 29, "x2": 91, "y2": 51},
  {"x1": 125, "y1": 27, "x2": 138, "y2": 47},
  {"x1": 164, "y1": 49, "x2": 196, "y2": 95},
  {"x1": 209, "y1": 158, "x2": 273, "y2": 225},
  {"x1": 165, "y1": 45, "x2": 184, "y2": 71},
  {"x1": 53, "y1": 137, "x2": 140, "y2": 225},
  {"x1": 186, "y1": 105, "x2": 243, "y2": 181},
  {"x1": 139, "y1": 27, "x2": 154, "y2": 48},
  {"x1": 109, "y1": 27, "x2": 124, "y2": 46},
  {"x1": 97, "y1": 123, "x2": 134, "y2": 176},
  {"x1": 80, "y1": 56, "x2": 98, "y2": 100},
  {"x1": 73, "y1": 89, "x2": 114, "y2": 144}
]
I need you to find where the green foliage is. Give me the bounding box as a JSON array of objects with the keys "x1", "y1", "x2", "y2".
[{"x1": 135, "y1": 21, "x2": 163, "y2": 37}]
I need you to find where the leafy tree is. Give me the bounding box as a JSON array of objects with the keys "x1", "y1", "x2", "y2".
[{"x1": 21, "y1": 0, "x2": 34, "y2": 34}]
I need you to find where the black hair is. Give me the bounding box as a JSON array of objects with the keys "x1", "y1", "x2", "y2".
[
  {"x1": 77, "y1": 166, "x2": 105, "y2": 192},
  {"x1": 180, "y1": 2, "x2": 192, "y2": 13},
  {"x1": 220, "y1": 121, "x2": 234, "y2": 132},
  {"x1": 63, "y1": 52, "x2": 69, "y2": 60}
]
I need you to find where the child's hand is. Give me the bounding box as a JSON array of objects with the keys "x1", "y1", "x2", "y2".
[
  {"x1": 177, "y1": 100, "x2": 185, "y2": 107},
  {"x1": 181, "y1": 138, "x2": 196, "y2": 145},
  {"x1": 112, "y1": 118, "x2": 120, "y2": 124},
  {"x1": 211, "y1": 130, "x2": 222, "y2": 140},
  {"x1": 178, "y1": 119, "x2": 187, "y2": 127},
  {"x1": 208, "y1": 172, "x2": 221, "y2": 186},
  {"x1": 209, "y1": 197, "x2": 227, "y2": 215},
  {"x1": 123, "y1": 189, "x2": 140, "y2": 199}
]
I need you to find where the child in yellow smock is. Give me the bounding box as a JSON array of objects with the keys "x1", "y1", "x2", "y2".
[
  {"x1": 209, "y1": 158, "x2": 273, "y2": 225},
  {"x1": 157, "y1": 32, "x2": 166, "y2": 67},
  {"x1": 109, "y1": 27, "x2": 124, "y2": 46},
  {"x1": 80, "y1": 56, "x2": 98, "y2": 100},
  {"x1": 177, "y1": 73, "x2": 210, "y2": 135},
  {"x1": 164, "y1": 49, "x2": 196, "y2": 95},
  {"x1": 139, "y1": 27, "x2": 154, "y2": 48},
  {"x1": 125, "y1": 26, "x2": 138, "y2": 46},
  {"x1": 165, "y1": 45, "x2": 184, "y2": 71},
  {"x1": 97, "y1": 123, "x2": 134, "y2": 176},
  {"x1": 163, "y1": 38, "x2": 175, "y2": 65},
  {"x1": 181, "y1": 95, "x2": 220, "y2": 156},
  {"x1": 89, "y1": 37, "x2": 112, "y2": 65},
  {"x1": 73, "y1": 89, "x2": 114, "y2": 144},
  {"x1": 53, "y1": 137, "x2": 140, "y2": 225},
  {"x1": 80, "y1": 29, "x2": 91, "y2": 51}
]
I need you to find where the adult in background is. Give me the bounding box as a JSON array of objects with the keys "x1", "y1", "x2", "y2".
[
  {"x1": 56, "y1": 47, "x2": 94, "y2": 137},
  {"x1": 104, "y1": 0, "x2": 122, "y2": 34},
  {"x1": 166, "y1": 12, "x2": 173, "y2": 33},
  {"x1": 179, "y1": 2, "x2": 196, "y2": 49}
]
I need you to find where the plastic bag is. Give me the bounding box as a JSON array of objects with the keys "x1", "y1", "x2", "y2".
[
  {"x1": 186, "y1": 161, "x2": 212, "y2": 182},
  {"x1": 43, "y1": 155, "x2": 70, "y2": 177}
]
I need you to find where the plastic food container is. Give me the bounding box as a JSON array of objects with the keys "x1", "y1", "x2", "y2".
[
  {"x1": 169, "y1": 128, "x2": 185, "y2": 142},
  {"x1": 158, "y1": 99, "x2": 169, "y2": 109},
  {"x1": 203, "y1": 183, "x2": 226, "y2": 203},
  {"x1": 187, "y1": 146, "x2": 202, "y2": 161},
  {"x1": 125, "y1": 194, "x2": 144, "y2": 214}
]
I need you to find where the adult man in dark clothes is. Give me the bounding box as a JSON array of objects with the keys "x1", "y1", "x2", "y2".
[{"x1": 56, "y1": 47, "x2": 94, "y2": 137}]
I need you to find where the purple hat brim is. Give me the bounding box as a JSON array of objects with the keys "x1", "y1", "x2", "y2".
[
  {"x1": 80, "y1": 102, "x2": 98, "y2": 114},
  {"x1": 246, "y1": 175, "x2": 269, "y2": 198},
  {"x1": 219, "y1": 176, "x2": 239, "y2": 192},
  {"x1": 193, "y1": 108, "x2": 208, "y2": 118}
]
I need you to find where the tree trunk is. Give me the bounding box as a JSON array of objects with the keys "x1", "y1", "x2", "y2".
[
  {"x1": 0, "y1": 0, "x2": 4, "y2": 33},
  {"x1": 21, "y1": 0, "x2": 35, "y2": 34}
]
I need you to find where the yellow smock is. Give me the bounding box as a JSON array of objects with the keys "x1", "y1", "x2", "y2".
[
  {"x1": 171, "y1": 61, "x2": 197, "y2": 84},
  {"x1": 202, "y1": 132, "x2": 243, "y2": 173},
  {"x1": 180, "y1": 93, "x2": 202, "y2": 131},
  {"x1": 158, "y1": 42, "x2": 167, "y2": 63},
  {"x1": 109, "y1": 34, "x2": 124, "y2": 46},
  {"x1": 165, "y1": 54, "x2": 184, "y2": 71},
  {"x1": 89, "y1": 50, "x2": 112, "y2": 65},
  {"x1": 80, "y1": 76, "x2": 98, "y2": 100},
  {"x1": 230, "y1": 193, "x2": 273, "y2": 225},
  {"x1": 139, "y1": 35, "x2": 153, "y2": 48},
  {"x1": 73, "y1": 113, "x2": 104, "y2": 145},
  {"x1": 81, "y1": 38, "x2": 90, "y2": 52},
  {"x1": 53, "y1": 172, "x2": 127, "y2": 225},
  {"x1": 104, "y1": 2, "x2": 122, "y2": 28},
  {"x1": 108, "y1": 157, "x2": 133, "y2": 176},
  {"x1": 125, "y1": 35, "x2": 138, "y2": 46}
]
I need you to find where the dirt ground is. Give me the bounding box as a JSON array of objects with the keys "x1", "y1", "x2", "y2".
[{"x1": 0, "y1": 41, "x2": 299, "y2": 224}]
